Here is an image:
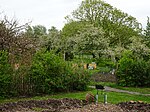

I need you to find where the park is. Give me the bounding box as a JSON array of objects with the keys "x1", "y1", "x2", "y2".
[{"x1": 0, "y1": 0, "x2": 150, "y2": 111}]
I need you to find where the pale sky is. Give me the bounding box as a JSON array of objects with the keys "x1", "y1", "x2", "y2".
[{"x1": 0, "y1": 0, "x2": 150, "y2": 30}]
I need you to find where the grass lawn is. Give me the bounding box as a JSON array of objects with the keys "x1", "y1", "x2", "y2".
[{"x1": 0, "y1": 88, "x2": 149, "y2": 105}]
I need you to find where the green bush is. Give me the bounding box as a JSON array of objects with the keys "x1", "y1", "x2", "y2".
[
  {"x1": 28, "y1": 50, "x2": 90, "y2": 95},
  {"x1": 0, "y1": 50, "x2": 90, "y2": 97},
  {"x1": 69, "y1": 67, "x2": 90, "y2": 91},
  {"x1": 0, "y1": 51, "x2": 13, "y2": 97},
  {"x1": 117, "y1": 51, "x2": 150, "y2": 87}
]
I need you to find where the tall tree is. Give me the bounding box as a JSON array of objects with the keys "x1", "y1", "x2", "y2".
[
  {"x1": 144, "y1": 17, "x2": 150, "y2": 47},
  {"x1": 61, "y1": 21, "x2": 86, "y2": 60},
  {"x1": 46, "y1": 26, "x2": 61, "y2": 51},
  {"x1": 73, "y1": 25, "x2": 109, "y2": 58},
  {"x1": 62, "y1": 21, "x2": 86, "y2": 38},
  {"x1": 67, "y1": 0, "x2": 141, "y2": 46},
  {"x1": 25, "y1": 25, "x2": 48, "y2": 48},
  {"x1": 128, "y1": 36, "x2": 150, "y2": 60}
]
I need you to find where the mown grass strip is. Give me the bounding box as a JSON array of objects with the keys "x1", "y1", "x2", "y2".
[{"x1": 0, "y1": 88, "x2": 149, "y2": 104}]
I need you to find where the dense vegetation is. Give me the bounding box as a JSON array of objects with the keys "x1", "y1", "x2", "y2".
[
  {"x1": 117, "y1": 51, "x2": 150, "y2": 87},
  {"x1": 0, "y1": 0, "x2": 150, "y2": 98},
  {"x1": 0, "y1": 50, "x2": 90, "y2": 97},
  {"x1": 29, "y1": 50, "x2": 90, "y2": 94},
  {"x1": 0, "y1": 51, "x2": 13, "y2": 98}
]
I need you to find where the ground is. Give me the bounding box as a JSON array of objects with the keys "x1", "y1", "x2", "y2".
[{"x1": 0, "y1": 98, "x2": 149, "y2": 112}]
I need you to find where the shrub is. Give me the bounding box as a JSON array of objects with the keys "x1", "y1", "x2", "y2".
[
  {"x1": 28, "y1": 50, "x2": 90, "y2": 95},
  {"x1": 0, "y1": 51, "x2": 13, "y2": 97},
  {"x1": 117, "y1": 51, "x2": 150, "y2": 87},
  {"x1": 69, "y1": 67, "x2": 90, "y2": 91}
]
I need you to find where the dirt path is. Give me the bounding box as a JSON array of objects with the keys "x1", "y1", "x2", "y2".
[{"x1": 89, "y1": 86, "x2": 150, "y2": 96}]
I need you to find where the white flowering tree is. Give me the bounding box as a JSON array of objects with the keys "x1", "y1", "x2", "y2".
[{"x1": 73, "y1": 25, "x2": 109, "y2": 58}]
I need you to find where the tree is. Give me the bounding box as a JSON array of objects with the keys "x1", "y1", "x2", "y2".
[
  {"x1": 144, "y1": 17, "x2": 150, "y2": 47},
  {"x1": 71, "y1": 0, "x2": 141, "y2": 29},
  {"x1": 0, "y1": 16, "x2": 36, "y2": 66},
  {"x1": 0, "y1": 17, "x2": 27, "y2": 51},
  {"x1": 61, "y1": 21, "x2": 86, "y2": 60},
  {"x1": 127, "y1": 36, "x2": 150, "y2": 60},
  {"x1": 46, "y1": 26, "x2": 61, "y2": 51},
  {"x1": 27, "y1": 25, "x2": 47, "y2": 38},
  {"x1": 25, "y1": 25, "x2": 48, "y2": 48},
  {"x1": 67, "y1": 0, "x2": 141, "y2": 46},
  {"x1": 73, "y1": 25, "x2": 109, "y2": 58},
  {"x1": 62, "y1": 22, "x2": 109, "y2": 60},
  {"x1": 62, "y1": 21, "x2": 86, "y2": 38}
]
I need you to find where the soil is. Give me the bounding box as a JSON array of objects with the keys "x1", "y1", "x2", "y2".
[
  {"x1": 118, "y1": 101, "x2": 150, "y2": 112},
  {"x1": 0, "y1": 98, "x2": 149, "y2": 112},
  {"x1": 90, "y1": 72, "x2": 116, "y2": 82},
  {"x1": 0, "y1": 98, "x2": 86, "y2": 112}
]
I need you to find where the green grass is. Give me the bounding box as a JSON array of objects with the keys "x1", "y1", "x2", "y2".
[
  {"x1": 91, "y1": 89, "x2": 150, "y2": 104},
  {"x1": 86, "y1": 69, "x2": 100, "y2": 75},
  {"x1": 0, "y1": 88, "x2": 149, "y2": 105},
  {"x1": 0, "y1": 91, "x2": 88, "y2": 104},
  {"x1": 105, "y1": 91, "x2": 150, "y2": 104},
  {"x1": 98, "y1": 67, "x2": 111, "y2": 73}
]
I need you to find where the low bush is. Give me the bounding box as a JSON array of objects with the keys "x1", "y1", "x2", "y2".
[
  {"x1": 116, "y1": 51, "x2": 150, "y2": 87},
  {"x1": 28, "y1": 50, "x2": 90, "y2": 95},
  {"x1": 0, "y1": 50, "x2": 90, "y2": 98},
  {"x1": 0, "y1": 51, "x2": 13, "y2": 97}
]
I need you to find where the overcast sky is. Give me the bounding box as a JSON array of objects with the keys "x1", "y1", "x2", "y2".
[{"x1": 0, "y1": 0, "x2": 150, "y2": 30}]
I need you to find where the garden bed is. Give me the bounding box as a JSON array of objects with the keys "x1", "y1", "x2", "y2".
[{"x1": 0, "y1": 98, "x2": 149, "y2": 112}]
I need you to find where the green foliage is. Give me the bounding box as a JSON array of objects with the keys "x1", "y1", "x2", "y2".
[
  {"x1": 0, "y1": 49, "x2": 90, "y2": 98},
  {"x1": 62, "y1": 21, "x2": 85, "y2": 38},
  {"x1": 1, "y1": 0, "x2": 150, "y2": 99},
  {"x1": 0, "y1": 51, "x2": 13, "y2": 97},
  {"x1": 144, "y1": 17, "x2": 150, "y2": 48},
  {"x1": 128, "y1": 36, "x2": 150, "y2": 60},
  {"x1": 62, "y1": 0, "x2": 142, "y2": 61},
  {"x1": 61, "y1": 22, "x2": 87, "y2": 60},
  {"x1": 46, "y1": 26, "x2": 61, "y2": 51},
  {"x1": 62, "y1": 24, "x2": 109, "y2": 59},
  {"x1": 29, "y1": 50, "x2": 67, "y2": 94},
  {"x1": 26, "y1": 25, "x2": 47, "y2": 38},
  {"x1": 28, "y1": 50, "x2": 90, "y2": 95},
  {"x1": 68, "y1": 0, "x2": 141, "y2": 46},
  {"x1": 74, "y1": 25, "x2": 108, "y2": 56},
  {"x1": 25, "y1": 25, "x2": 48, "y2": 49},
  {"x1": 117, "y1": 51, "x2": 150, "y2": 87}
]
